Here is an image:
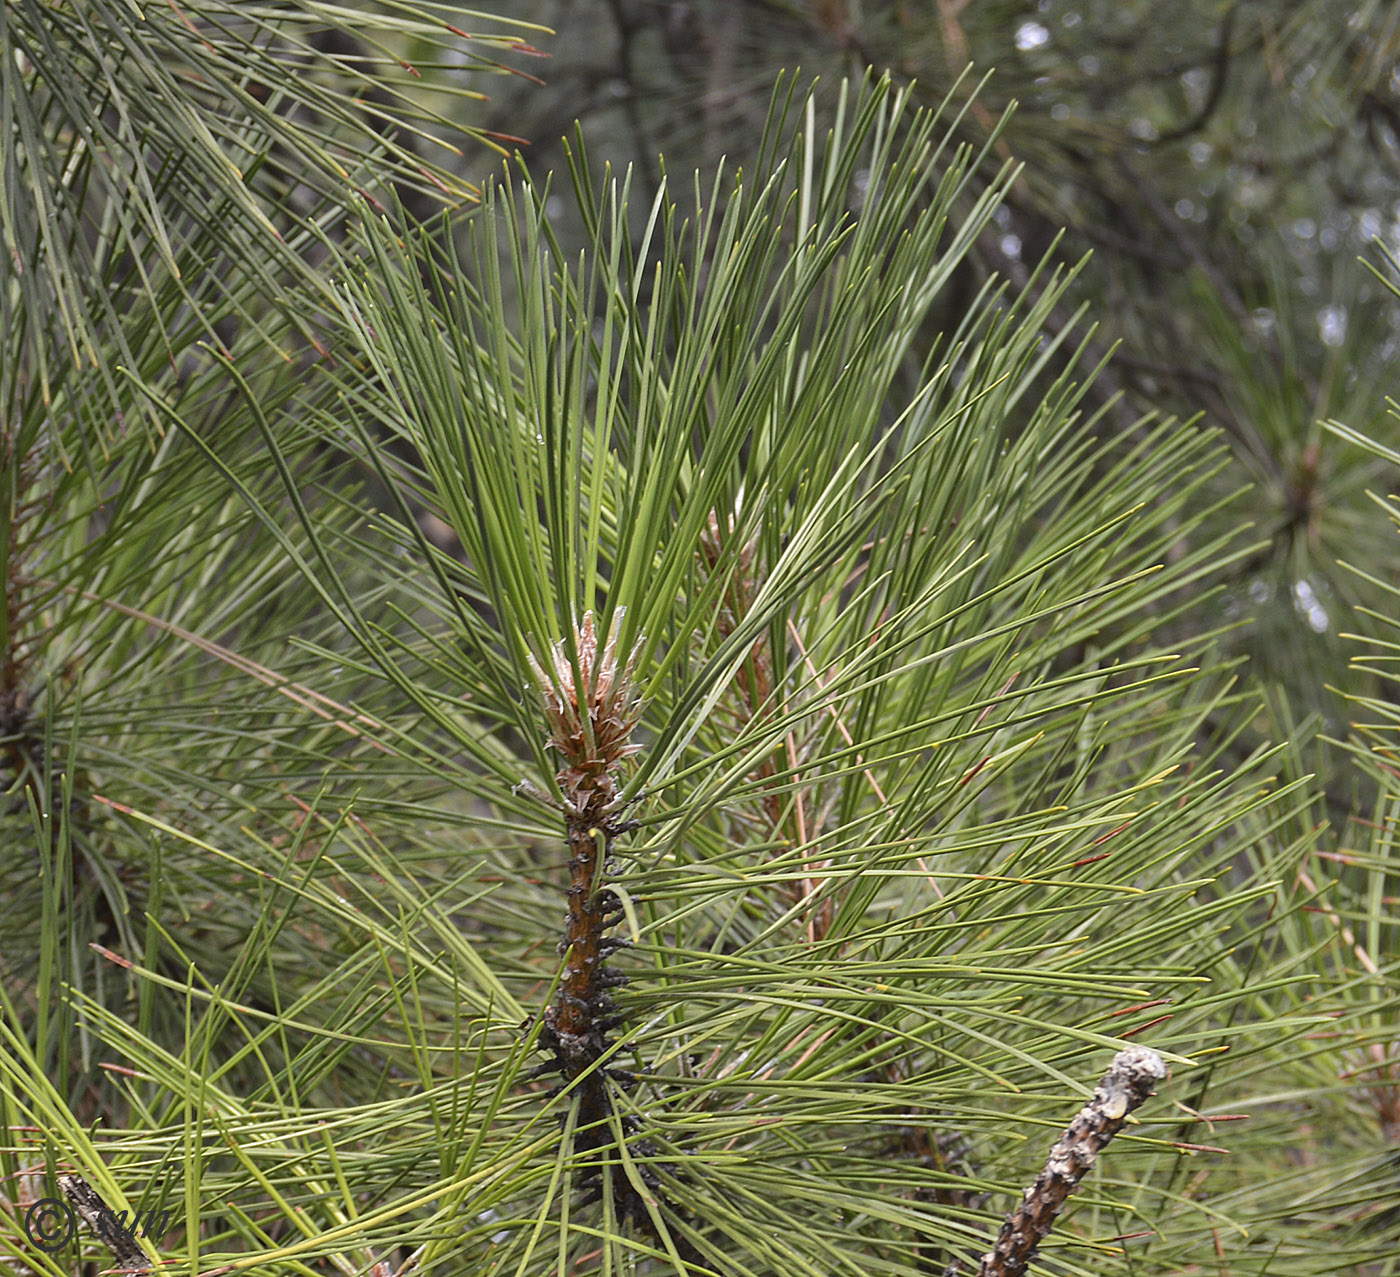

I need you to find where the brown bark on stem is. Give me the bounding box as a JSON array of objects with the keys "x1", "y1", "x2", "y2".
[{"x1": 526, "y1": 614, "x2": 710, "y2": 1271}]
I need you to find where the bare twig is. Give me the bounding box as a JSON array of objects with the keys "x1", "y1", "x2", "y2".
[
  {"x1": 972, "y1": 1047, "x2": 1167, "y2": 1277},
  {"x1": 58, "y1": 1174, "x2": 153, "y2": 1273},
  {"x1": 1296, "y1": 862, "x2": 1380, "y2": 977}
]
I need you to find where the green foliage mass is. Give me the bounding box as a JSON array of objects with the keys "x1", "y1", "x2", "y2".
[{"x1": 0, "y1": 7, "x2": 1397, "y2": 1277}]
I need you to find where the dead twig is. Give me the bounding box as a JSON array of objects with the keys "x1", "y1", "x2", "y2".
[{"x1": 959, "y1": 1047, "x2": 1167, "y2": 1277}]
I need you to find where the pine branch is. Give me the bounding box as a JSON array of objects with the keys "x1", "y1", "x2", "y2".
[{"x1": 523, "y1": 616, "x2": 671, "y2": 1226}]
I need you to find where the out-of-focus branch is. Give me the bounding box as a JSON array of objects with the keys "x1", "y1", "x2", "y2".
[
  {"x1": 602, "y1": 0, "x2": 660, "y2": 190},
  {"x1": 1155, "y1": 5, "x2": 1238, "y2": 144}
]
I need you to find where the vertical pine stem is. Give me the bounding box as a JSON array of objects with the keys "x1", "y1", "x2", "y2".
[{"x1": 526, "y1": 613, "x2": 656, "y2": 1219}]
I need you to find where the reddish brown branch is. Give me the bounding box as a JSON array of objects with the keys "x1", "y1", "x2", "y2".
[
  {"x1": 699, "y1": 513, "x2": 835, "y2": 938},
  {"x1": 522, "y1": 616, "x2": 713, "y2": 1268}
]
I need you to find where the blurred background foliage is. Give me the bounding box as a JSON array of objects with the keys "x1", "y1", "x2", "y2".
[{"x1": 443, "y1": 0, "x2": 1400, "y2": 789}]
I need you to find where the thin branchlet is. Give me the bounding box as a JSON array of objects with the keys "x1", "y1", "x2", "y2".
[{"x1": 58, "y1": 1173, "x2": 152, "y2": 1272}]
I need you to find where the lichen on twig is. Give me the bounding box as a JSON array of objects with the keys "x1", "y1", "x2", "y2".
[{"x1": 965, "y1": 1046, "x2": 1167, "y2": 1277}]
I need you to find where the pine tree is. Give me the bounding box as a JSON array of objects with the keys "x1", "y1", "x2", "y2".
[{"x1": 1, "y1": 9, "x2": 1395, "y2": 1277}]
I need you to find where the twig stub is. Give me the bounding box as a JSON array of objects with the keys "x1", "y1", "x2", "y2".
[{"x1": 976, "y1": 1046, "x2": 1167, "y2": 1277}]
